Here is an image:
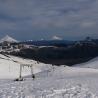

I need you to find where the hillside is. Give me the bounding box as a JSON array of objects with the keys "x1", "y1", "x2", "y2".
[{"x1": 10, "y1": 42, "x2": 98, "y2": 66}]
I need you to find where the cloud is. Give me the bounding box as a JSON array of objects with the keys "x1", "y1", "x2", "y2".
[
  {"x1": 0, "y1": 0, "x2": 98, "y2": 40},
  {"x1": 80, "y1": 21, "x2": 96, "y2": 28}
]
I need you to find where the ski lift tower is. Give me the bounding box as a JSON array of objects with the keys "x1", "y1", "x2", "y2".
[
  {"x1": 14, "y1": 61, "x2": 35, "y2": 81},
  {"x1": 4, "y1": 54, "x2": 36, "y2": 81}
]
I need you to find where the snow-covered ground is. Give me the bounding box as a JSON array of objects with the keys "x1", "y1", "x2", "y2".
[{"x1": 0, "y1": 54, "x2": 98, "y2": 98}]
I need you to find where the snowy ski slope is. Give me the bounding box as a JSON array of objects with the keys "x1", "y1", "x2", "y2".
[{"x1": 0, "y1": 54, "x2": 98, "y2": 97}]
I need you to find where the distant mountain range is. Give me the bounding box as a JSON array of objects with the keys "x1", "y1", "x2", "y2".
[
  {"x1": 1, "y1": 35, "x2": 98, "y2": 47},
  {"x1": 21, "y1": 40, "x2": 74, "y2": 46}
]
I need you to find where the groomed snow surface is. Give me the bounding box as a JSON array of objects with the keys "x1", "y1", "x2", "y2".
[{"x1": 0, "y1": 54, "x2": 98, "y2": 98}]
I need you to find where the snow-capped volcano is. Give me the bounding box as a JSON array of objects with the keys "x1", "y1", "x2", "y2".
[
  {"x1": 52, "y1": 36, "x2": 62, "y2": 40},
  {"x1": 0, "y1": 35, "x2": 18, "y2": 43}
]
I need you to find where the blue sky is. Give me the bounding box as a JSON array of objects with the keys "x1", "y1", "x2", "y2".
[{"x1": 0, "y1": 0, "x2": 98, "y2": 41}]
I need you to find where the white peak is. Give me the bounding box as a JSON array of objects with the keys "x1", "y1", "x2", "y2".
[
  {"x1": 52, "y1": 36, "x2": 62, "y2": 40},
  {"x1": 0, "y1": 35, "x2": 18, "y2": 43}
]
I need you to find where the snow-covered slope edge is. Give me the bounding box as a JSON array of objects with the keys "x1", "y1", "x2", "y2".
[{"x1": 74, "y1": 57, "x2": 98, "y2": 69}]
